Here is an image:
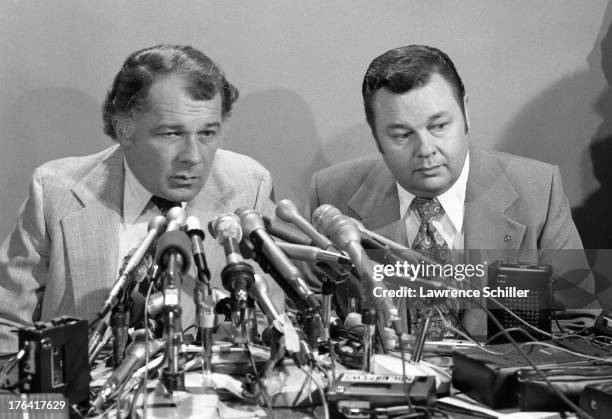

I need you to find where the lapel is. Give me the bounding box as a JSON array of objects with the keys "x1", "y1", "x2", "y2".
[
  {"x1": 61, "y1": 146, "x2": 124, "y2": 318},
  {"x1": 347, "y1": 157, "x2": 400, "y2": 231},
  {"x1": 464, "y1": 146, "x2": 526, "y2": 254}
]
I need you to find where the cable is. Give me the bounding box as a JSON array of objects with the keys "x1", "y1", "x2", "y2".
[
  {"x1": 291, "y1": 363, "x2": 313, "y2": 407},
  {"x1": 0, "y1": 349, "x2": 25, "y2": 388},
  {"x1": 300, "y1": 365, "x2": 329, "y2": 419},
  {"x1": 485, "y1": 327, "x2": 539, "y2": 345},
  {"x1": 398, "y1": 335, "x2": 415, "y2": 413},
  {"x1": 244, "y1": 342, "x2": 275, "y2": 419},
  {"x1": 514, "y1": 341, "x2": 612, "y2": 364},
  {"x1": 472, "y1": 296, "x2": 595, "y2": 419},
  {"x1": 552, "y1": 311, "x2": 565, "y2": 334}
]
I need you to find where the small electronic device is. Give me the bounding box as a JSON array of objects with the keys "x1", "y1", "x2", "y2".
[
  {"x1": 580, "y1": 382, "x2": 612, "y2": 419},
  {"x1": 18, "y1": 316, "x2": 90, "y2": 404},
  {"x1": 594, "y1": 310, "x2": 612, "y2": 337},
  {"x1": 487, "y1": 261, "x2": 552, "y2": 341},
  {"x1": 326, "y1": 373, "x2": 436, "y2": 418}
]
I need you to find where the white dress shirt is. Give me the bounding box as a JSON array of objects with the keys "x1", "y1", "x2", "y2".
[
  {"x1": 116, "y1": 159, "x2": 184, "y2": 275},
  {"x1": 397, "y1": 152, "x2": 470, "y2": 252}
]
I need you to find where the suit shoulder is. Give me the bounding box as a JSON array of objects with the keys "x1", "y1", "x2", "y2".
[
  {"x1": 36, "y1": 145, "x2": 119, "y2": 182},
  {"x1": 476, "y1": 148, "x2": 555, "y2": 185}
]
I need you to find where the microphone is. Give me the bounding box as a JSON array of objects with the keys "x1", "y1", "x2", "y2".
[
  {"x1": 275, "y1": 242, "x2": 352, "y2": 266},
  {"x1": 276, "y1": 199, "x2": 338, "y2": 251},
  {"x1": 186, "y1": 215, "x2": 211, "y2": 283},
  {"x1": 236, "y1": 208, "x2": 320, "y2": 310},
  {"x1": 325, "y1": 215, "x2": 403, "y2": 335},
  {"x1": 210, "y1": 213, "x2": 254, "y2": 304},
  {"x1": 98, "y1": 216, "x2": 167, "y2": 318},
  {"x1": 90, "y1": 330, "x2": 165, "y2": 413},
  {"x1": 262, "y1": 214, "x2": 313, "y2": 246},
  {"x1": 313, "y1": 204, "x2": 410, "y2": 255},
  {"x1": 166, "y1": 206, "x2": 186, "y2": 232},
  {"x1": 249, "y1": 274, "x2": 281, "y2": 322}
]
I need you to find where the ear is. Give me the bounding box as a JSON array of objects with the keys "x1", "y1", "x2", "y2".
[
  {"x1": 462, "y1": 95, "x2": 471, "y2": 134},
  {"x1": 114, "y1": 117, "x2": 135, "y2": 147},
  {"x1": 217, "y1": 121, "x2": 230, "y2": 146}
]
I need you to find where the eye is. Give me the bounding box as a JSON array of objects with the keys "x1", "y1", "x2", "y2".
[
  {"x1": 390, "y1": 131, "x2": 413, "y2": 142},
  {"x1": 159, "y1": 131, "x2": 181, "y2": 139},
  {"x1": 198, "y1": 129, "x2": 219, "y2": 142},
  {"x1": 430, "y1": 122, "x2": 449, "y2": 131}
]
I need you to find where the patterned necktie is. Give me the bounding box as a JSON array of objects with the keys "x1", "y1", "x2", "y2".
[
  {"x1": 150, "y1": 195, "x2": 181, "y2": 216},
  {"x1": 409, "y1": 197, "x2": 459, "y2": 339},
  {"x1": 411, "y1": 197, "x2": 451, "y2": 264}
]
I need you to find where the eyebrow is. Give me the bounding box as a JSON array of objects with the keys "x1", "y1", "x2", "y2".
[
  {"x1": 427, "y1": 112, "x2": 449, "y2": 122},
  {"x1": 385, "y1": 112, "x2": 450, "y2": 130},
  {"x1": 154, "y1": 122, "x2": 221, "y2": 130}
]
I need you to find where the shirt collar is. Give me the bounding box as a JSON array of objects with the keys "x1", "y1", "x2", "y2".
[
  {"x1": 397, "y1": 151, "x2": 470, "y2": 232},
  {"x1": 123, "y1": 158, "x2": 153, "y2": 224}
]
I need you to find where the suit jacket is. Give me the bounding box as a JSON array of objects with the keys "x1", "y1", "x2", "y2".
[
  {"x1": 0, "y1": 145, "x2": 279, "y2": 352},
  {"x1": 309, "y1": 146, "x2": 597, "y2": 317}
]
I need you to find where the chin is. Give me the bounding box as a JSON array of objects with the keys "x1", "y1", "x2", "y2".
[
  {"x1": 413, "y1": 180, "x2": 451, "y2": 197},
  {"x1": 161, "y1": 189, "x2": 198, "y2": 203}
]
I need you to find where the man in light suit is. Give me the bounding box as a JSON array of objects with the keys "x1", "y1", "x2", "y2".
[
  {"x1": 0, "y1": 44, "x2": 282, "y2": 352},
  {"x1": 309, "y1": 45, "x2": 597, "y2": 336}
]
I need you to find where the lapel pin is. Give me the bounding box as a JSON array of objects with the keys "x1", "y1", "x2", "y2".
[{"x1": 504, "y1": 234, "x2": 512, "y2": 241}]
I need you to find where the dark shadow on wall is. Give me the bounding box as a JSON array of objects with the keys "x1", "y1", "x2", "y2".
[
  {"x1": 573, "y1": 0, "x2": 612, "y2": 250},
  {"x1": 226, "y1": 87, "x2": 378, "y2": 214},
  {"x1": 0, "y1": 87, "x2": 108, "y2": 241},
  {"x1": 224, "y1": 88, "x2": 331, "y2": 212},
  {"x1": 319, "y1": 123, "x2": 378, "y2": 167},
  {"x1": 498, "y1": 1, "x2": 612, "y2": 250}
]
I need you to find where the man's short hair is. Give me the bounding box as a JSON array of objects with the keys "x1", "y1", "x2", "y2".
[
  {"x1": 102, "y1": 44, "x2": 239, "y2": 140},
  {"x1": 362, "y1": 45, "x2": 466, "y2": 139}
]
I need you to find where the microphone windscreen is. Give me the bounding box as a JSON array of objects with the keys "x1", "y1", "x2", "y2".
[{"x1": 155, "y1": 230, "x2": 192, "y2": 273}]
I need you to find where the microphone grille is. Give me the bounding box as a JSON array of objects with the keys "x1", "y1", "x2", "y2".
[
  {"x1": 148, "y1": 215, "x2": 168, "y2": 233},
  {"x1": 275, "y1": 199, "x2": 299, "y2": 223},
  {"x1": 312, "y1": 204, "x2": 343, "y2": 236},
  {"x1": 210, "y1": 213, "x2": 243, "y2": 243}
]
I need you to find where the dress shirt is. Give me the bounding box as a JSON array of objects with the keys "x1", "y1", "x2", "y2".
[
  {"x1": 397, "y1": 152, "x2": 470, "y2": 252},
  {"x1": 117, "y1": 159, "x2": 185, "y2": 275}
]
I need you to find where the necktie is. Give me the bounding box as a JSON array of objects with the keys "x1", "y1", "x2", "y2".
[
  {"x1": 409, "y1": 197, "x2": 459, "y2": 339},
  {"x1": 150, "y1": 195, "x2": 181, "y2": 216},
  {"x1": 411, "y1": 197, "x2": 451, "y2": 264}
]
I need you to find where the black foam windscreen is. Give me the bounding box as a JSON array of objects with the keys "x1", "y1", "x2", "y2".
[{"x1": 154, "y1": 230, "x2": 192, "y2": 273}]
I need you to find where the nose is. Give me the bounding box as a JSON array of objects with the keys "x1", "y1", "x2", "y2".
[
  {"x1": 415, "y1": 131, "x2": 436, "y2": 158},
  {"x1": 178, "y1": 134, "x2": 202, "y2": 166}
]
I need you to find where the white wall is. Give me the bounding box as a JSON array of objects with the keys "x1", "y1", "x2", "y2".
[{"x1": 1, "y1": 0, "x2": 611, "y2": 245}]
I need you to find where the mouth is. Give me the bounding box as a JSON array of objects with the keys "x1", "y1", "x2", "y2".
[
  {"x1": 169, "y1": 175, "x2": 200, "y2": 186},
  {"x1": 416, "y1": 164, "x2": 443, "y2": 175}
]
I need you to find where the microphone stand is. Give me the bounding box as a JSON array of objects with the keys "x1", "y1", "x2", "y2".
[
  {"x1": 111, "y1": 298, "x2": 130, "y2": 367},
  {"x1": 194, "y1": 285, "x2": 215, "y2": 379},
  {"x1": 193, "y1": 257, "x2": 214, "y2": 380},
  {"x1": 159, "y1": 251, "x2": 186, "y2": 395},
  {"x1": 411, "y1": 310, "x2": 433, "y2": 363},
  {"x1": 362, "y1": 308, "x2": 377, "y2": 373}
]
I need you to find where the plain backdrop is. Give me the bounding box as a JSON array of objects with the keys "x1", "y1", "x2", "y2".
[{"x1": 1, "y1": 0, "x2": 612, "y2": 248}]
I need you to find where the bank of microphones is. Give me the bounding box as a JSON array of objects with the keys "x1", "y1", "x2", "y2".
[{"x1": 47, "y1": 198, "x2": 434, "y2": 415}]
